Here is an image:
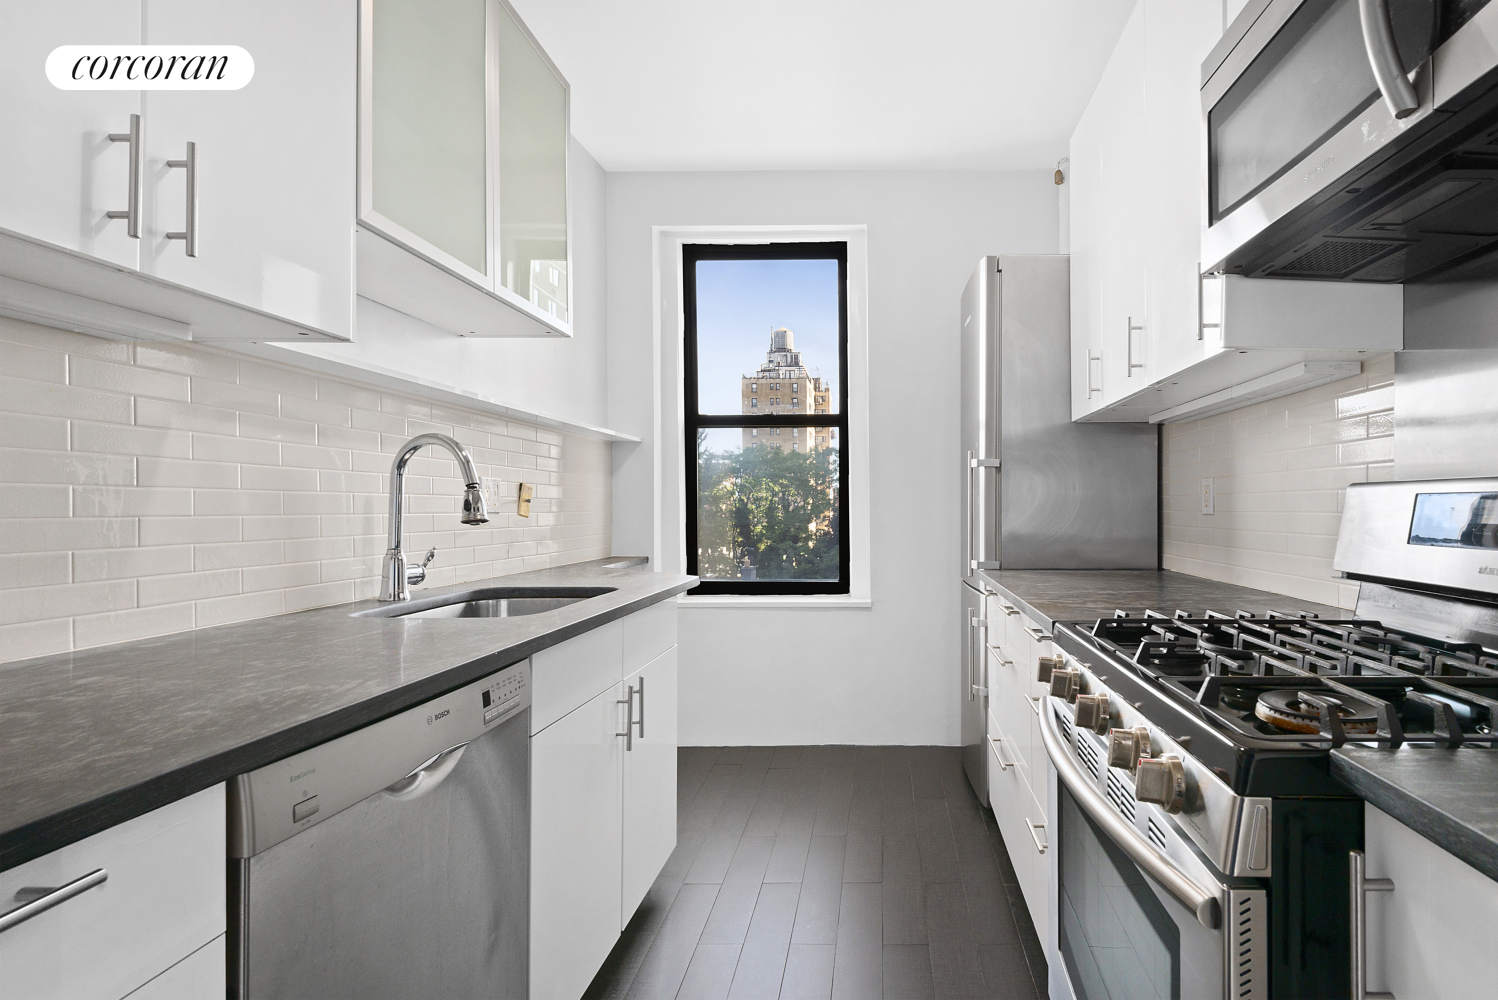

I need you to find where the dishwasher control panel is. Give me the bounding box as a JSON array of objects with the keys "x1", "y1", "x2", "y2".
[
  {"x1": 481, "y1": 669, "x2": 527, "y2": 726},
  {"x1": 228, "y1": 658, "x2": 531, "y2": 857}
]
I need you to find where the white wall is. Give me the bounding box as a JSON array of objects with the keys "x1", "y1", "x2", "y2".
[
  {"x1": 606, "y1": 170, "x2": 1058, "y2": 745},
  {"x1": 279, "y1": 137, "x2": 612, "y2": 432}
]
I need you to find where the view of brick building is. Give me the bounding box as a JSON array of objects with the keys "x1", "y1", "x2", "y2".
[{"x1": 739, "y1": 326, "x2": 835, "y2": 453}]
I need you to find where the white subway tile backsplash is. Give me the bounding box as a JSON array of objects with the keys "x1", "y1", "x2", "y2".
[
  {"x1": 1162, "y1": 354, "x2": 1394, "y2": 609},
  {"x1": 71, "y1": 357, "x2": 189, "y2": 401},
  {"x1": 136, "y1": 397, "x2": 239, "y2": 436},
  {"x1": 74, "y1": 545, "x2": 194, "y2": 582},
  {"x1": 0, "y1": 317, "x2": 611, "y2": 664},
  {"x1": 0, "y1": 551, "x2": 71, "y2": 589},
  {"x1": 0, "y1": 376, "x2": 133, "y2": 423},
  {"x1": 0, "y1": 516, "x2": 138, "y2": 551},
  {"x1": 73, "y1": 602, "x2": 195, "y2": 650},
  {"x1": 0, "y1": 483, "x2": 71, "y2": 517}
]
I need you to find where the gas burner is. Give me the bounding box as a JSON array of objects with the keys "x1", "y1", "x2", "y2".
[{"x1": 1254, "y1": 689, "x2": 1379, "y2": 735}]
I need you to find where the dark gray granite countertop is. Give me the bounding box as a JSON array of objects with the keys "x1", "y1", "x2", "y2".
[
  {"x1": 1332, "y1": 747, "x2": 1498, "y2": 882},
  {"x1": 0, "y1": 558, "x2": 694, "y2": 872},
  {"x1": 975, "y1": 569, "x2": 1346, "y2": 629}
]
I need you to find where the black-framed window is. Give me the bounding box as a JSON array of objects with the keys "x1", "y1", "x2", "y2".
[{"x1": 683, "y1": 242, "x2": 849, "y2": 595}]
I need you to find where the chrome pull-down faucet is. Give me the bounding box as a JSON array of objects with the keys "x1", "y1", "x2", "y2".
[{"x1": 380, "y1": 433, "x2": 488, "y2": 602}]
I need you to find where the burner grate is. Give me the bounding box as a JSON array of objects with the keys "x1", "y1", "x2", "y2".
[{"x1": 1089, "y1": 609, "x2": 1498, "y2": 748}]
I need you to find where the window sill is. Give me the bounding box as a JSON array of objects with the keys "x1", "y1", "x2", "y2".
[{"x1": 678, "y1": 595, "x2": 872, "y2": 609}]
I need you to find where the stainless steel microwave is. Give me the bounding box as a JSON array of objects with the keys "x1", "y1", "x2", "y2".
[{"x1": 1201, "y1": 0, "x2": 1498, "y2": 283}]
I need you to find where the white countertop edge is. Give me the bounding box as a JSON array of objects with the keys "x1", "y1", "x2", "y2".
[{"x1": 678, "y1": 596, "x2": 872, "y2": 609}]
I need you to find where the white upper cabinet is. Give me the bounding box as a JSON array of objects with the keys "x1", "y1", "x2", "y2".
[
  {"x1": 0, "y1": 0, "x2": 355, "y2": 342},
  {"x1": 1070, "y1": 0, "x2": 1404, "y2": 424},
  {"x1": 1070, "y1": 2, "x2": 1145, "y2": 418},
  {"x1": 141, "y1": 0, "x2": 357, "y2": 342},
  {"x1": 0, "y1": 2, "x2": 142, "y2": 271},
  {"x1": 357, "y1": 0, "x2": 573, "y2": 338}
]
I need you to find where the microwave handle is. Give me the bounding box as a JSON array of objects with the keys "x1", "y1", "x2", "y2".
[
  {"x1": 1036, "y1": 696, "x2": 1222, "y2": 930},
  {"x1": 1359, "y1": 0, "x2": 1419, "y2": 119}
]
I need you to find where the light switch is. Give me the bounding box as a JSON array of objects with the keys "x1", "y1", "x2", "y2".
[
  {"x1": 1201, "y1": 477, "x2": 1215, "y2": 515},
  {"x1": 292, "y1": 796, "x2": 320, "y2": 824},
  {"x1": 517, "y1": 482, "x2": 533, "y2": 518}
]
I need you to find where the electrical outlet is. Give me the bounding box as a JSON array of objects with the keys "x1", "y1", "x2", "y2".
[
  {"x1": 480, "y1": 477, "x2": 504, "y2": 509},
  {"x1": 1201, "y1": 477, "x2": 1215, "y2": 515},
  {"x1": 517, "y1": 482, "x2": 533, "y2": 518}
]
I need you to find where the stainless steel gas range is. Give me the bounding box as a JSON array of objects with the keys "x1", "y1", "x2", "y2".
[{"x1": 1038, "y1": 478, "x2": 1498, "y2": 1000}]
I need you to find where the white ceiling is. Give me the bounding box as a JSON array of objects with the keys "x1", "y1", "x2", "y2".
[{"x1": 509, "y1": 0, "x2": 1136, "y2": 172}]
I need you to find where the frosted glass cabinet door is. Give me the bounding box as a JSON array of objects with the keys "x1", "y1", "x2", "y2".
[
  {"x1": 363, "y1": 0, "x2": 491, "y2": 280},
  {"x1": 0, "y1": 1, "x2": 141, "y2": 271},
  {"x1": 496, "y1": 2, "x2": 569, "y2": 323}
]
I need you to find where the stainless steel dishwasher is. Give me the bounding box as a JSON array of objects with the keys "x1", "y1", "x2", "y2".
[{"x1": 227, "y1": 660, "x2": 530, "y2": 999}]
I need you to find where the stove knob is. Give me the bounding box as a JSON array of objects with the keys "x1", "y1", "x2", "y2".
[
  {"x1": 1074, "y1": 693, "x2": 1105, "y2": 731},
  {"x1": 1134, "y1": 754, "x2": 1188, "y2": 814},
  {"x1": 1036, "y1": 655, "x2": 1060, "y2": 683},
  {"x1": 1049, "y1": 668, "x2": 1080, "y2": 703},
  {"x1": 1107, "y1": 726, "x2": 1152, "y2": 772}
]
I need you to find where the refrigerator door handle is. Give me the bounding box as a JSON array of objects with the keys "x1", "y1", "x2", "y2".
[{"x1": 967, "y1": 456, "x2": 1001, "y2": 572}]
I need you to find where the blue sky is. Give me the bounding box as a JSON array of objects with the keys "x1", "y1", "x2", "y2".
[{"x1": 694, "y1": 257, "x2": 839, "y2": 414}]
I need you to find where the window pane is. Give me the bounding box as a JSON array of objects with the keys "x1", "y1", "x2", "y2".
[
  {"x1": 696, "y1": 427, "x2": 840, "y2": 582},
  {"x1": 497, "y1": 3, "x2": 569, "y2": 322},
  {"x1": 694, "y1": 258, "x2": 839, "y2": 415},
  {"x1": 371, "y1": 0, "x2": 488, "y2": 274}
]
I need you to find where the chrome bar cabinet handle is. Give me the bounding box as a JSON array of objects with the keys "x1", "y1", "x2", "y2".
[
  {"x1": 987, "y1": 734, "x2": 1012, "y2": 771},
  {"x1": 1359, "y1": 0, "x2": 1419, "y2": 119},
  {"x1": 105, "y1": 114, "x2": 141, "y2": 238},
  {"x1": 617, "y1": 684, "x2": 636, "y2": 751},
  {"x1": 1126, "y1": 316, "x2": 1145, "y2": 376},
  {"x1": 1037, "y1": 695, "x2": 1222, "y2": 929},
  {"x1": 1350, "y1": 849, "x2": 1396, "y2": 999},
  {"x1": 634, "y1": 676, "x2": 646, "y2": 740},
  {"x1": 1086, "y1": 350, "x2": 1102, "y2": 397},
  {"x1": 0, "y1": 869, "x2": 108, "y2": 934},
  {"x1": 968, "y1": 616, "x2": 988, "y2": 702},
  {"x1": 166, "y1": 141, "x2": 198, "y2": 257},
  {"x1": 1026, "y1": 818, "x2": 1048, "y2": 855}
]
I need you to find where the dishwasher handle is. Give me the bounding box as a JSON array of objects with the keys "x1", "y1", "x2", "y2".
[{"x1": 382, "y1": 742, "x2": 469, "y2": 801}]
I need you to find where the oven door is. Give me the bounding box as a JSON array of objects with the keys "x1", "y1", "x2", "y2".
[
  {"x1": 1039, "y1": 700, "x2": 1267, "y2": 1000},
  {"x1": 1201, "y1": 0, "x2": 1439, "y2": 272}
]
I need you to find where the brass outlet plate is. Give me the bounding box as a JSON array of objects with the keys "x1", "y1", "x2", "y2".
[{"x1": 517, "y1": 482, "x2": 532, "y2": 518}]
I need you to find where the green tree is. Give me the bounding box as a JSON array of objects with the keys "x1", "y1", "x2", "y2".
[{"x1": 697, "y1": 431, "x2": 840, "y2": 581}]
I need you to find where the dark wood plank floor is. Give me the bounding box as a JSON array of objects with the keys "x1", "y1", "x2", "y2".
[{"x1": 585, "y1": 746, "x2": 1048, "y2": 1000}]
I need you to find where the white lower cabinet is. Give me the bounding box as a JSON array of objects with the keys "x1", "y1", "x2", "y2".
[
  {"x1": 622, "y1": 646, "x2": 679, "y2": 926},
  {"x1": 987, "y1": 713, "x2": 1049, "y2": 938},
  {"x1": 123, "y1": 935, "x2": 225, "y2": 1000},
  {"x1": 1362, "y1": 804, "x2": 1498, "y2": 998},
  {"x1": 0, "y1": 784, "x2": 225, "y2": 1000},
  {"x1": 985, "y1": 603, "x2": 1055, "y2": 948},
  {"x1": 531, "y1": 680, "x2": 627, "y2": 1000},
  {"x1": 530, "y1": 599, "x2": 680, "y2": 998}
]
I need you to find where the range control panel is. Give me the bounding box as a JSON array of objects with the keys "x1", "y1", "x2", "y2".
[{"x1": 481, "y1": 668, "x2": 527, "y2": 726}]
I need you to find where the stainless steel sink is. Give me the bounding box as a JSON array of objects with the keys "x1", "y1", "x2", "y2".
[{"x1": 352, "y1": 587, "x2": 616, "y2": 619}]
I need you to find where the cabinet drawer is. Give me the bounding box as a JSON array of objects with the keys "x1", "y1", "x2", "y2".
[
  {"x1": 994, "y1": 599, "x2": 1025, "y2": 653},
  {"x1": 531, "y1": 620, "x2": 623, "y2": 733},
  {"x1": 622, "y1": 598, "x2": 676, "y2": 676},
  {"x1": 0, "y1": 785, "x2": 225, "y2": 1000}
]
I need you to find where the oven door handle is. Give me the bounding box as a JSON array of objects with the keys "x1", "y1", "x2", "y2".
[{"x1": 1037, "y1": 696, "x2": 1222, "y2": 930}]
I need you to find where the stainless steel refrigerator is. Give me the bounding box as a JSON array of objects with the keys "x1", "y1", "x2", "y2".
[{"x1": 960, "y1": 255, "x2": 1157, "y2": 804}]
